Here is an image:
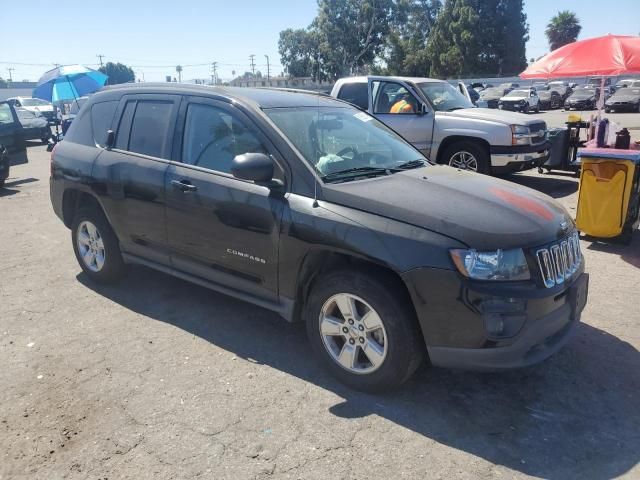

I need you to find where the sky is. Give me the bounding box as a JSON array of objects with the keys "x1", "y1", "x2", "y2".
[{"x1": 2, "y1": 0, "x2": 639, "y2": 83}]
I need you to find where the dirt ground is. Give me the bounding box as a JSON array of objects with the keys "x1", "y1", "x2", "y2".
[{"x1": 1, "y1": 144, "x2": 639, "y2": 480}]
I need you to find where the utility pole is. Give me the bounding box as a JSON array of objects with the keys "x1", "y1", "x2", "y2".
[
  {"x1": 249, "y1": 54, "x2": 256, "y2": 75},
  {"x1": 211, "y1": 62, "x2": 218, "y2": 85},
  {"x1": 264, "y1": 55, "x2": 270, "y2": 84},
  {"x1": 6, "y1": 67, "x2": 14, "y2": 82},
  {"x1": 97, "y1": 54, "x2": 105, "y2": 67}
]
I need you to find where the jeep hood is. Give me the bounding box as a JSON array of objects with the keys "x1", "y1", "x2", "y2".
[
  {"x1": 438, "y1": 107, "x2": 534, "y2": 125},
  {"x1": 321, "y1": 165, "x2": 572, "y2": 250}
]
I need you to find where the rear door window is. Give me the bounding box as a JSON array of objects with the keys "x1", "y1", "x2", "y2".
[
  {"x1": 128, "y1": 101, "x2": 173, "y2": 158},
  {"x1": 337, "y1": 83, "x2": 368, "y2": 110}
]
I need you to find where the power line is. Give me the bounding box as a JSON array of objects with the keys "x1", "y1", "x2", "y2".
[
  {"x1": 249, "y1": 54, "x2": 256, "y2": 75},
  {"x1": 264, "y1": 55, "x2": 270, "y2": 82},
  {"x1": 97, "y1": 54, "x2": 105, "y2": 67},
  {"x1": 6, "y1": 67, "x2": 14, "y2": 82}
]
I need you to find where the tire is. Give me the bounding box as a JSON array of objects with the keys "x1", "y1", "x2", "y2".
[
  {"x1": 305, "y1": 269, "x2": 424, "y2": 392},
  {"x1": 605, "y1": 108, "x2": 611, "y2": 113},
  {"x1": 0, "y1": 179, "x2": 5, "y2": 188},
  {"x1": 71, "y1": 206, "x2": 126, "y2": 283},
  {"x1": 441, "y1": 141, "x2": 490, "y2": 174},
  {"x1": 522, "y1": 104, "x2": 529, "y2": 114},
  {"x1": 534, "y1": 103, "x2": 540, "y2": 113}
]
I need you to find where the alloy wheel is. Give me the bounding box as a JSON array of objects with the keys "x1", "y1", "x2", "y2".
[
  {"x1": 76, "y1": 220, "x2": 105, "y2": 272},
  {"x1": 448, "y1": 151, "x2": 478, "y2": 171},
  {"x1": 319, "y1": 293, "x2": 388, "y2": 374}
]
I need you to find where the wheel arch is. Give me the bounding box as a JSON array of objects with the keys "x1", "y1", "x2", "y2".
[
  {"x1": 436, "y1": 135, "x2": 491, "y2": 165},
  {"x1": 291, "y1": 249, "x2": 426, "y2": 346},
  {"x1": 61, "y1": 189, "x2": 106, "y2": 229}
]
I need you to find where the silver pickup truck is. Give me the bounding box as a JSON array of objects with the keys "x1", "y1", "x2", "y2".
[{"x1": 331, "y1": 76, "x2": 550, "y2": 175}]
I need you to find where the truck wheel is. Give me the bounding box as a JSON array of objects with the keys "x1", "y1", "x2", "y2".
[
  {"x1": 305, "y1": 269, "x2": 424, "y2": 392},
  {"x1": 71, "y1": 206, "x2": 126, "y2": 283},
  {"x1": 522, "y1": 104, "x2": 529, "y2": 114},
  {"x1": 442, "y1": 141, "x2": 490, "y2": 174}
]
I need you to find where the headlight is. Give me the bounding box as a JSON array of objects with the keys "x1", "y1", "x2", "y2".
[
  {"x1": 450, "y1": 248, "x2": 530, "y2": 281},
  {"x1": 511, "y1": 124, "x2": 530, "y2": 145}
]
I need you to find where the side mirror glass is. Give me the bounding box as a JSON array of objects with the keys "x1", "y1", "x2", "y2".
[
  {"x1": 232, "y1": 152, "x2": 277, "y2": 184},
  {"x1": 418, "y1": 103, "x2": 429, "y2": 115}
]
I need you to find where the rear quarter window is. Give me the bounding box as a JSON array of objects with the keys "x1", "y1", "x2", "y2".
[
  {"x1": 63, "y1": 108, "x2": 94, "y2": 146},
  {"x1": 337, "y1": 83, "x2": 368, "y2": 110},
  {"x1": 91, "y1": 101, "x2": 118, "y2": 147}
]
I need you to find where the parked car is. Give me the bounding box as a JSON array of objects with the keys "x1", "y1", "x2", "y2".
[
  {"x1": 498, "y1": 82, "x2": 520, "y2": 90},
  {"x1": 0, "y1": 101, "x2": 23, "y2": 152},
  {"x1": 61, "y1": 96, "x2": 90, "y2": 135},
  {"x1": 7, "y1": 97, "x2": 58, "y2": 126},
  {"x1": 479, "y1": 86, "x2": 512, "y2": 108},
  {"x1": 546, "y1": 81, "x2": 573, "y2": 101},
  {"x1": 332, "y1": 76, "x2": 550, "y2": 174},
  {"x1": 565, "y1": 86, "x2": 609, "y2": 110},
  {"x1": 0, "y1": 143, "x2": 9, "y2": 187},
  {"x1": 537, "y1": 89, "x2": 563, "y2": 110},
  {"x1": 605, "y1": 87, "x2": 640, "y2": 113},
  {"x1": 15, "y1": 108, "x2": 51, "y2": 144},
  {"x1": 531, "y1": 82, "x2": 549, "y2": 91},
  {"x1": 498, "y1": 88, "x2": 540, "y2": 113},
  {"x1": 586, "y1": 77, "x2": 611, "y2": 88},
  {"x1": 50, "y1": 83, "x2": 588, "y2": 392}
]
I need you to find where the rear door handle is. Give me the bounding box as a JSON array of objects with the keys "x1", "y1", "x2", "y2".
[{"x1": 171, "y1": 179, "x2": 198, "y2": 192}]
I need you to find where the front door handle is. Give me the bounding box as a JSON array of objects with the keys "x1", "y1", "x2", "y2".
[{"x1": 171, "y1": 179, "x2": 198, "y2": 192}]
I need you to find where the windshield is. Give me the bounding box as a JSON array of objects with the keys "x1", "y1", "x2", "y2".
[
  {"x1": 0, "y1": 103, "x2": 14, "y2": 124},
  {"x1": 265, "y1": 107, "x2": 427, "y2": 180},
  {"x1": 615, "y1": 88, "x2": 640, "y2": 96},
  {"x1": 20, "y1": 98, "x2": 51, "y2": 107},
  {"x1": 417, "y1": 82, "x2": 473, "y2": 112},
  {"x1": 506, "y1": 90, "x2": 530, "y2": 97}
]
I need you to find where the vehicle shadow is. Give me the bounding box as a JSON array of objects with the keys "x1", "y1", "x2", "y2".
[
  {"x1": 505, "y1": 172, "x2": 578, "y2": 199},
  {"x1": 8, "y1": 148, "x2": 29, "y2": 166},
  {"x1": 77, "y1": 267, "x2": 639, "y2": 479},
  {"x1": 586, "y1": 234, "x2": 640, "y2": 268},
  {"x1": 0, "y1": 178, "x2": 38, "y2": 197}
]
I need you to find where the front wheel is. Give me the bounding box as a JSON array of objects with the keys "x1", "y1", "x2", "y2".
[
  {"x1": 71, "y1": 207, "x2": 126, "y2": 283},
  {"x1": 442, "y1": 141, "x2": 490, "y2": 174},
  {"x1": 305, "y1": 270, "x2": 424, "y2": 392}
]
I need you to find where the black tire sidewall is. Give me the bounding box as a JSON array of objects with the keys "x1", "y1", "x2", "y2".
[
  {"x1": 443, "y1": 141, "x2": 491, "y2": 175},
  {"x1": 71, "y1": 207, "x2": 126, "y2": 283},
  {"x1": 305, "y1": 270, "x2": 424, "y2": 392}
]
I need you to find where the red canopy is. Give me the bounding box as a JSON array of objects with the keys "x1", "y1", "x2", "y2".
[{"x1": 520, "y1": 35, "x2": 640, "y2": 79}]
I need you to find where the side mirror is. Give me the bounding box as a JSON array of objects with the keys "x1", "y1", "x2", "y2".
[
  {"x1": 231, "y1": 153, "x2": 284, "y2": 191},
  {"x1": 105, "y1": 129, "x2": 115, "y2": 149},
  {"x1": 418, "y1": 103, "x2": 429, "y2": 116}
]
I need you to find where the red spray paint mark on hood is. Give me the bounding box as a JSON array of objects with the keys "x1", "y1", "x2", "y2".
[{"x1": 489, "y1": 187, "x2": 555, "y2": 221}]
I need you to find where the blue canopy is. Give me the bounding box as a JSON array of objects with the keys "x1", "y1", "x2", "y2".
[{"x1": 33, "y1": 65, "x2": 108, "y2": 103}]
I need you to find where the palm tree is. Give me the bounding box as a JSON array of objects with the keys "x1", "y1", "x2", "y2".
[
  {"x1": 175, "y1": 65, "x2": 183, "y2": 82},
  {"x1": 545, "y1": 11, "x2": 581, "y2": 51}
]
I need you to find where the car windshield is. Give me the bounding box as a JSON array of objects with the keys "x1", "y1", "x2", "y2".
[
  {"x1": 615, "y1": 88, "x2": 640, "y2": 96},
  {"x1": 20, "y1": 98, "x2": 50, "y2": 107},
  {"x1": 16, "y1": 108, "x2": 37, "y2": 120},
  {"x1": 417, "y1": 82, "x2": 473, "y2": 112},
  {"x1": 575, "y1": 88, "x2": 596, "y2": 94},
  {"x1": 265, "y1": 107, "x2": 428, "y2": 181},
  {"x1": 505, "y1": 90, "x2": 529, "y2": 97},
  {"x1": 0, "y1": 103, "x2": 14, "y2": 124}
]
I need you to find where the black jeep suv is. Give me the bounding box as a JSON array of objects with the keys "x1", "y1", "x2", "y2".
[{"x1": 50, "y1": 84, "x2": 588, "y2": 391}]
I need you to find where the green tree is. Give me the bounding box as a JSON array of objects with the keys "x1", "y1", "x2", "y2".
[
  {"x1": 545, "y1": 11, "x2": 581, "y2": 51},
  {"x1": 99, "y1": 62, "x2": 135, "y2": 85},
  {"x1": 0, "y1": 77, "x2": 7, "y2": 89},
  {"x1": 382, "y1": 0, "x2": 442, "y2": 76},
  {"x1": 314, "y1": 0, "x2": 396, "y2": 79},
  {"x1": 278, "y1": 28, "x2": 322, "y2": 78},
  {"x1": 426, "y1": 0, "x2": 480, "y2": 77}
]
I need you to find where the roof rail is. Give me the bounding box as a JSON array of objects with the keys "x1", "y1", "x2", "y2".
[{"x1": 256, "y1": 87, "x2": 331, "y2": 97}]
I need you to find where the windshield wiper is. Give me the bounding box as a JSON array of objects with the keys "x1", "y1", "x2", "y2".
[
  {"x1": 446, "y1": 106, "x2": 465, "y2": 111},
  {"x1": 395, "y1": 159, "x2": 427, "y2": 169},
  {"x1": 322, "y1": 166, "x2": 392, "y2": 182}
]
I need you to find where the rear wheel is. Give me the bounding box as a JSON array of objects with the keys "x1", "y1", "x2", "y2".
[
  {"x1": 522, "y1": 104, "x2": 530, "y2": 114},
  {"x1": 305, "y1": 270, "x2": 424, "y2": 392},
  {"x1": 71, "y1": 207, "x2": 126, "y2": 283},
  {"x1": 442, "y1": 141, "x2": 490, "y2": 174}
]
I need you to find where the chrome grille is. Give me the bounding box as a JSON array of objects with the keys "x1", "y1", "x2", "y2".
[{"x1": 536, "y1": 232, "x2": 582, "y2": 288}]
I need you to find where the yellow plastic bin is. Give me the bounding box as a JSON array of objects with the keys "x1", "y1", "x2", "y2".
[{"x1": 576, "y1": 148, "x2": 640, "y2": 242}]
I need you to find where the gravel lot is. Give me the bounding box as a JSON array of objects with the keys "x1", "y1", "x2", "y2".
[{"x1": 1, "y1": 140, "x2": 639, "y2": 480}]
